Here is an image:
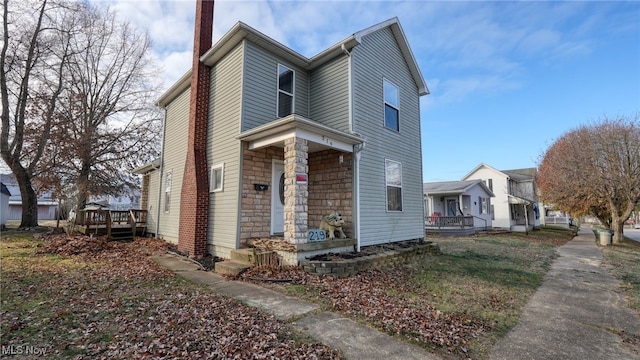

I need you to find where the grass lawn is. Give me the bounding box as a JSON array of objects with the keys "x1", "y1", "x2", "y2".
[
  {"x1": 6, "y1": 225, "x2": 635, "y2": 360},
  {"x1": 0, "y1": 230, "x2": 341, "y2": 359},
  {"x1": 601, "y1": 236, "x2": 640, "y2": 312},
  {"x1": 242, "y1": 227, "x2": 577, "y2": 359}
]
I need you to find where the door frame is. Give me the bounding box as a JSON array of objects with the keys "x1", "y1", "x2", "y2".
[{"x1": 270, "y1": 159, "x2": 285, "y2": 235}]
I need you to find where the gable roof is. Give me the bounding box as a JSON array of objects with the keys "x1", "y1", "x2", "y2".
[
  {"x1": 158, "y1": 17, "x2": 427, "y2": 107},
  {"x1": 0, "y1": 182, "x2": 10, "y2": 196},
  {"x1": 502, "y1": 168, "x2": 536, "y2": 182},
  {"x1": 423, "y1": 179, "x2": 494, "y2": 197},
  {"x1": 462, "y1": 163, "x2": 536, "y2": 183}
]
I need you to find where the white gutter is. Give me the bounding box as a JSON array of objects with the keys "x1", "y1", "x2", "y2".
[{"x1": 155, "y1": 110, "x2": 167, "y2": 237}]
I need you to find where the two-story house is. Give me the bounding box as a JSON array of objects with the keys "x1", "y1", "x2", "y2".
[
  {"x1": 135, "y1": 15, "x2": 428, "y2": 265},
  {"x1": 462, "y1": 163, "x2": 539, "y2": 231}
]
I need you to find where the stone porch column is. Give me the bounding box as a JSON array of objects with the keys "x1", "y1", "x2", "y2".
[{"x1": 284, "y1": 137, "x2": 308, "y2": 244}]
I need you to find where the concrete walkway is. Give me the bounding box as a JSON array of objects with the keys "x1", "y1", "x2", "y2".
[
  {"x1": 152, "y1": 226, "x2": 640, "y2": 360},
  {"x1": 151, "y1": 253, "x2": 441, "y2": 360},
  {"x1": 490, "y1": 227, "x2": 640, "y2": 360}
]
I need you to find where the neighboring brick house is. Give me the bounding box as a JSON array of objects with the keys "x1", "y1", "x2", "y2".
[
  {"x1": 135, "y1": 16, "x2": 429, "y2": 264},
  {"x1": 462, "y1": 163, "x2": 539, "y2": 231}
]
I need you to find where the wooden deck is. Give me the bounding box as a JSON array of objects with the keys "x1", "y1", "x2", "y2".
[
  {"x1": 425, "y1": 215, "x2": 477, "y2": 236},
  {"x1": 75, "y1": 209, "x2": 147, "y2": 240}
]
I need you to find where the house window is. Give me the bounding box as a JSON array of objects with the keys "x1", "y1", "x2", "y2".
[
  {"x1": 164, "y1": 171, "x2": 172, "y2": 212},
  {"x1": 277, "y1": 64, "x2": 294, "y2": 117},
  {"x1": 210, "y1": 163, "x2": 224, "y2": 192},
  {"x1": 385, "y1": 159, "x2": 402, "y2": 211},
  {"x1": 383, "y1": 79, "x2": 399, "y2": 131},
  {"x1": 480, "y1": 197, "x2": 489, "y2": 214},
  {"x1": 487, "y1": 179, "x2": 493, "y2": 191}
]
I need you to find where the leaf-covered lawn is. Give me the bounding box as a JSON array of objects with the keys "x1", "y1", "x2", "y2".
[
  {"x1": 0, "y1": 232, "x2": 341, "y2": 359},
  {"x1": 241, "y1": 228, "x2": 574, "y2": 359}
]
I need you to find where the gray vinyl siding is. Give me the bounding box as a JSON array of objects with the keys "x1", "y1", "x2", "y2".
[
  {"x1": 352, "y1": 27, "x2": 424, "y2": 246},
  {"x1": 309, "y1": 55, "x2": 350, "y2": 132},
  {"x1": 207, "y1": 43, "x2": 244, "y2": 254},
  {"x1": 157, "y1": 88, "x2": 190, "y2": 244},
  {"x1": 242, "y1": 41, "x2": 309, "y2": 131}
]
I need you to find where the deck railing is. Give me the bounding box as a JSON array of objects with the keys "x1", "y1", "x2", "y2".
[
  {"x1": 77, "y1": 209, "x2": 148, "y2": 238},
  {"x1": 425, "y1": 215, "x2": 474, "y2": 228}
]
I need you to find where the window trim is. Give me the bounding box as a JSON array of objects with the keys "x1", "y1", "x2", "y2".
[
  {"x1": 277, "y1": 64, "x2": 294, "y2": 118},
  {"x1": 210, "y1": 163, "x2": 224, "y2": 193},
  {"x1": 164, "y1": 171, "x2": 172, "y2": 213},
  {"x1": 383, "y1": 79, "x2": 399, "y2": 131},
  {"x1": 385, "y1": 159, "x2": 403, "y2": 212}
]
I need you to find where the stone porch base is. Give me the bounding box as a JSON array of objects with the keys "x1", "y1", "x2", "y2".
[{"x1": 248, "y1": 237, "x2": 357, "y2": 266}]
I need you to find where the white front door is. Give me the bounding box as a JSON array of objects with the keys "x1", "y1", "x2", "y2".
[{"x1": 271, "y1": 160, "x2": 285, "y2": 235}]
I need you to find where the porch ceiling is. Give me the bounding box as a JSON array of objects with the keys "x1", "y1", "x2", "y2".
[
  {"x1": 508, "y1": 194, "x2": 532, "y2": 205},
  {"x1": 237, "y1": 114, "x2": 364, "y2": 153}
]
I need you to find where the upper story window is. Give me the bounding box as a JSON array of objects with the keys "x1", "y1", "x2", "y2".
[
  {"x1": 277, "y1": 64, "x2": 294, "y2": 117},
  {"x1": 383, "y1": 79, "x2": 399, "y2": 131}
]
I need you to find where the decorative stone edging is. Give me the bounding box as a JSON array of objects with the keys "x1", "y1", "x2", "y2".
[{"x1": 299, "y1": 243, "x2": 440, "y2": 277}]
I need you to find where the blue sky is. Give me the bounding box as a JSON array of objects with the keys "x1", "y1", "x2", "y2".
[{"x1": 93, "y1": 0, "x2": 639, "y2": 182}]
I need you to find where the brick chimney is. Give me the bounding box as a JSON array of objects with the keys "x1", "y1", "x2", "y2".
[{"x1": 178, "y1": 0, "x2": 214, "y2": 257}]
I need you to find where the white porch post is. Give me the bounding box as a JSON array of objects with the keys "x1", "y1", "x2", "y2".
[{"x1": 284, "y1": 137, "x2": 308, "y2": 244}]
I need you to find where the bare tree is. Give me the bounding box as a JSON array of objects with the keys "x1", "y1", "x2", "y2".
[
  {"x1": 537, "y1": 114, "x2": 640, "y2": 243},
  {"x1": 44, "y1": 3, "x2": 161, "y2": 210},
  {"x1": 0, "y1": 0, "x2": 80, "y2": 228}
]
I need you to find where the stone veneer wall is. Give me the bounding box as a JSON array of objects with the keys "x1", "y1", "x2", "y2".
[
  {"x1": 140, "y1": 173, "x2": 150, "y2": 210},
  {"x1": 299, "y1": 243, "x2": 441, "y2": 277},
  {"x1": 284, "y1": 138, "x2": 308, "y2": 244},
  {"x1": 308, "y1": 150, "x2": 353, "y2": 236},
  {"x1": 240, "y1": 144, "x2": 283, "y2": 240}
]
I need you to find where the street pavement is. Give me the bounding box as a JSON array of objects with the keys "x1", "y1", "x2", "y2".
[{"x1": 624, "y1": 228, "x2": 640, "y2": 242}]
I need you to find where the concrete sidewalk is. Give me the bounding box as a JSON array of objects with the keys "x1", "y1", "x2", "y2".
[
  {"x1": 490, "y1": 227, "x2": 640, "y2": 360},
  {"x1": 151, "y1": 253, "x2": 441, "y2": 360},
  {"x1": 152, "y1": 226, "x2": 640, "y2": 360}
]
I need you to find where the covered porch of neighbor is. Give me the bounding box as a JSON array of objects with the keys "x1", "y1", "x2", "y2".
[
  {"x1": 423, "y1": 179, "x2": 493, "y2": 236},
  {"x1": 508, "y1": 194, "x2": 537, "y2": 232}
]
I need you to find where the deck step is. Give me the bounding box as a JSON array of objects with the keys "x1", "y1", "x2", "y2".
[
  {"x1": 230, "y1": 248, "x2": 275, "y2": 266},
  {"x1": 110, "y1": 227, "x2": 134, "y2": 241},
  {"x1": 214, "y1": 261, "x2": 250, "y2": 276}
]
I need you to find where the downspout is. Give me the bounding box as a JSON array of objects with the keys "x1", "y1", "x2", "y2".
[
  {"x1": 155, "y1": 109, "x2": 167, "y2": 238},
  {"x1": 354, "y1": 142, "x2": 365, "y2": 252},
  {"x1": 342, "y1": 43, "x2": 362, "y2": 251}
]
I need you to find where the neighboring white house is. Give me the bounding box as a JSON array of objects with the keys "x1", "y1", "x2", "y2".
[
  {"x1": 423, "y1": 179, "x2": 494, "y2": 235},
  {"x1": 461, "y1": 163, "x2": 539, "y2": 231},
  {"x1": 1, "y1": 182, "x2": 10, "y2": 228},
  {"x1": 88, "y1": 192, "x2": 141, "y2": 211}
]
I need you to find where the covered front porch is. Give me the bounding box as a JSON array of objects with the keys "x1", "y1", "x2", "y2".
[
  {"x1": 236, "y1": 114, "x2": 364, "y2": 265},
  {"x1": 423, "y1": 180, "x2": 493, "y2": 236},
  {"x1": 508, "y1": 195, "x2": 538, "y2": 232}
]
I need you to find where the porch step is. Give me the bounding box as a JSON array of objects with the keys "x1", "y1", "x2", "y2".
[
  {"x1": 230, "y1": 248, "x2": 276, "y2": 266},
  {"x1": 214, "y1": 261, "x2": 250, "y2": 276},
  {"x1": 110, "y1": 227, "x2": 133, "y2": 241}
]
